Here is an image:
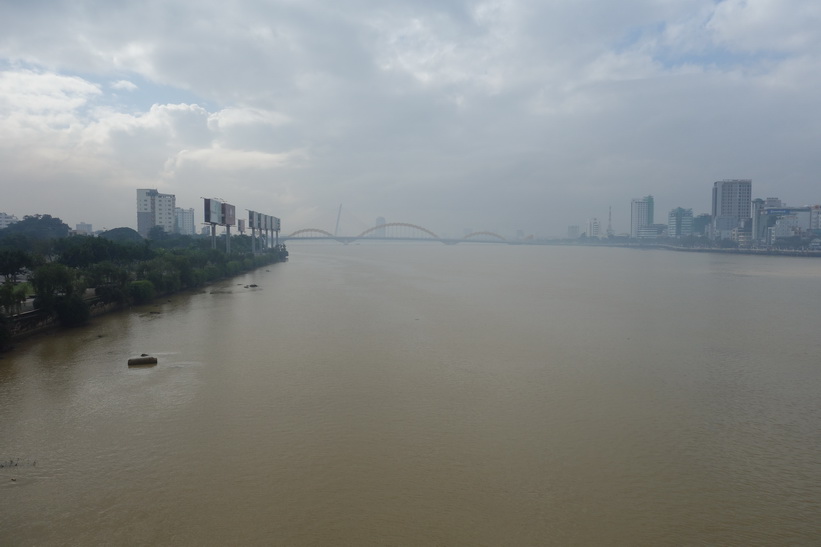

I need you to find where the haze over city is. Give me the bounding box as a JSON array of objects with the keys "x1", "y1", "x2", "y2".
[{"x1": 2, "y1": 0, "x2": 820, "y2": 236}]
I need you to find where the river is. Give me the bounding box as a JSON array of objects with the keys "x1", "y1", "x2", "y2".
[{"x1": 1, "y1": 243, "x2": 820, "y2": 545}]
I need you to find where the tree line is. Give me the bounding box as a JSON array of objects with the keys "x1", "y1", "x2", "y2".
[{"x1": 0, "y1": 215, "x2": 287, "y2": 349}]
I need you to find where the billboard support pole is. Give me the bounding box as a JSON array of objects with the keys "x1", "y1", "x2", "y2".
[
  {"x1": 210, "y1": 224, "x2": 217, "y2": 249},
  {"x1": 226, "y1": 225, "x2": 231, "y2": 254}
]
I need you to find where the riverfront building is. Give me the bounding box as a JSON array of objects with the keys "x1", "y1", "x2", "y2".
[
  {"x1": 711, "y1": 179, "x2": 751, "y2": 240},
  {"x1": 667, "y1": 208, "x2": 693, "y2": 238},
  {"x1": 587, "y1": 218, "x2": 601, "y2": 239},
  {"x1": 692, "y1": 214, "x2": 711, "y2": 236},
  {"x1": 630, "y1": 196, "x2": 654, "y2": 238},
  {"x1": 137, "y1": 189, "x2": 176, "y2": 237}
]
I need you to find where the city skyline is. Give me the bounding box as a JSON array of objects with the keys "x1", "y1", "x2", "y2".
[{"x1": 2, "y1": 177, "x2": 821, "y2": 240}]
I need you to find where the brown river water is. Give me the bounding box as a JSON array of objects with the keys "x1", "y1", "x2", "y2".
[{"x1": 1, "y1": 243, "x2": 820, "y2": 545}]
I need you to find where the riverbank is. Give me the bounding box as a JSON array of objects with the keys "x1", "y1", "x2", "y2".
[{"x1": 2, "y1": 247, "x2": 288, "y2": 350}]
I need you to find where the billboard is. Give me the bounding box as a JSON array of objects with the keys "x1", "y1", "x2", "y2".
[
  {"x1": 246, "y1": 211, "x2": 280, "y2": 231},
  {"x1": 204, "y1": 199, "x2": 223, "y2": 225},
  {"x1": 222, "y1": 203, "x2": 236, "y2": 226},
  {"x1": 766, "y1": 208, "x2": 808, "y2": 215},
  {"x1": 237, "y1": 219, "x2": 245, "y2": 232}
]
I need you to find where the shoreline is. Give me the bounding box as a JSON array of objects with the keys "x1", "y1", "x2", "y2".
[
  {"x1": 3, "y1": 253, "x2": 288, "y2": 351},
  {"x1": 537, "y1": 240, "x2": 821, "y2": 258}
]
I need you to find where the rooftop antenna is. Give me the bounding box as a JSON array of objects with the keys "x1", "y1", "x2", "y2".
[{"x1": 334, "y1": 204, "x2": 342, "y2": 236}]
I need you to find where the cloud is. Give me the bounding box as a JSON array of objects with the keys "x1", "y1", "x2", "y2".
[
  {"x1": 708, "y1": 0, "x2": 821, "y2": 53},
  {"x1": 1, "y1": 0, "x2": 820, "y2": 234},
  {"x1": 111, "y1": 79, "x2": 137, "y2": 91}
]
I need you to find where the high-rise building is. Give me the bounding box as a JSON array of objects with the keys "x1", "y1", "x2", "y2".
[
  {"x1": 667, "y1": 208, "x2": 693, "y2": 238},
  {"x1": 630, "y1": 195, "x2": 654, "y2": 238},
  {"x1": 751, "y1": 198, "x2": 765, "y2": 243},
  {"x1": 711, "y1": 179, "x2": 751, "y2": 239},
  {"x1": 137, "y1": 189, "x2": 176, "y2": 237},
  {"x1": 587, "y1": 218, "x2": 601, "y2": 239},
  {"x1": 175, "y1": 207, "x2": 196, "y2": 235},
  {"x1": 75, "y1": 222, "x2": 93, "y2": 235}
]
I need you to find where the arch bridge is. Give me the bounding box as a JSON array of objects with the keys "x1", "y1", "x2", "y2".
[{"x1": 284, "y1": 223, "x2": 513, "y2": 244}]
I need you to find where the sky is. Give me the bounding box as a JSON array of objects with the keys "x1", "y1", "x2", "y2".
[{"x1": 1, "y1": 0, "x2": 820, "y2": 238}]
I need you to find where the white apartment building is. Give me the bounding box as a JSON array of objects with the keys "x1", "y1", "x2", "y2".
[
  {"x1": 175, "y1": 208, "x2": 196, "y2": 236},
  {"x1": 137, "y1": 189, "x2": 176, "y2": 237},
  {"x1": 587, "y1": 218, "x2": 601, "y2": 239}
]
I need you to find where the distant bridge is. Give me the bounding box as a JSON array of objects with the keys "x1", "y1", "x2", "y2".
[{"x1": 283, "y1": 223, "x2": 513, "y2": 244}]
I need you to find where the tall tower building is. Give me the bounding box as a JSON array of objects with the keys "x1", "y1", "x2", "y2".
[
  {"x1": 137, "y1": 188, "x2": 176, "y2": 237},
  {"x1": 751, "y1": 198, "x2": 766, "y2": 243},
  {"x1": 711, "y1": 179, "x2": 752, "y2": 239},
  {"x1": 630, "y1": 195, "x2": 654, "y2": 238}
]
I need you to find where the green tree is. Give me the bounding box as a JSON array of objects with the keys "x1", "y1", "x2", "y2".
[
  {"x1": 30, "y1": 263, "x2": 79, "y2": 312},
  {"x1": 85, "y1": 261, "x2": 130, "y2": 304},
  {"x1": 0, "y1": 282, "x2": 31, "y2": 316},
  {"x1": 0, "y1": 249, "x2": 32, "y2": 283},
  {"x1": 54, "y1": 293, "x2": 90, "y2": 327},
  {"x1": 98, "y1": 227, "x2": 143, "y2": 243},
  {"x1": 148, "y1": 225, "x2": 169, "y2": 241},
  {"x1": 0, "y1": 214, "x2": 70, "y2": 240},
  {"x1": 129, "y1": 280, "x2": 156, "y2": 304}
]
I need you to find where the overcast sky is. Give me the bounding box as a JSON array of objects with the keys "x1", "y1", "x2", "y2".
[{"x1": 1, "y1": 0, "x2": 820, "y2": 237}]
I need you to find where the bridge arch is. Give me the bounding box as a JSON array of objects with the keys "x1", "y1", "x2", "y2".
[
  {"x1": 463, "y1": 231, "x2": 506, "y2": 241},
  {"x1": 286, "y1": 228, "x2": 335, "y2": 238},
  {"x1": 357, "y1": 223, "x2": 440, "y2": 240}
]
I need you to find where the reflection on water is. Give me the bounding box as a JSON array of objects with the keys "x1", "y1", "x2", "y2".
[{"x1": 1, "y1": 244, "x2": 820, "y2": 545}]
